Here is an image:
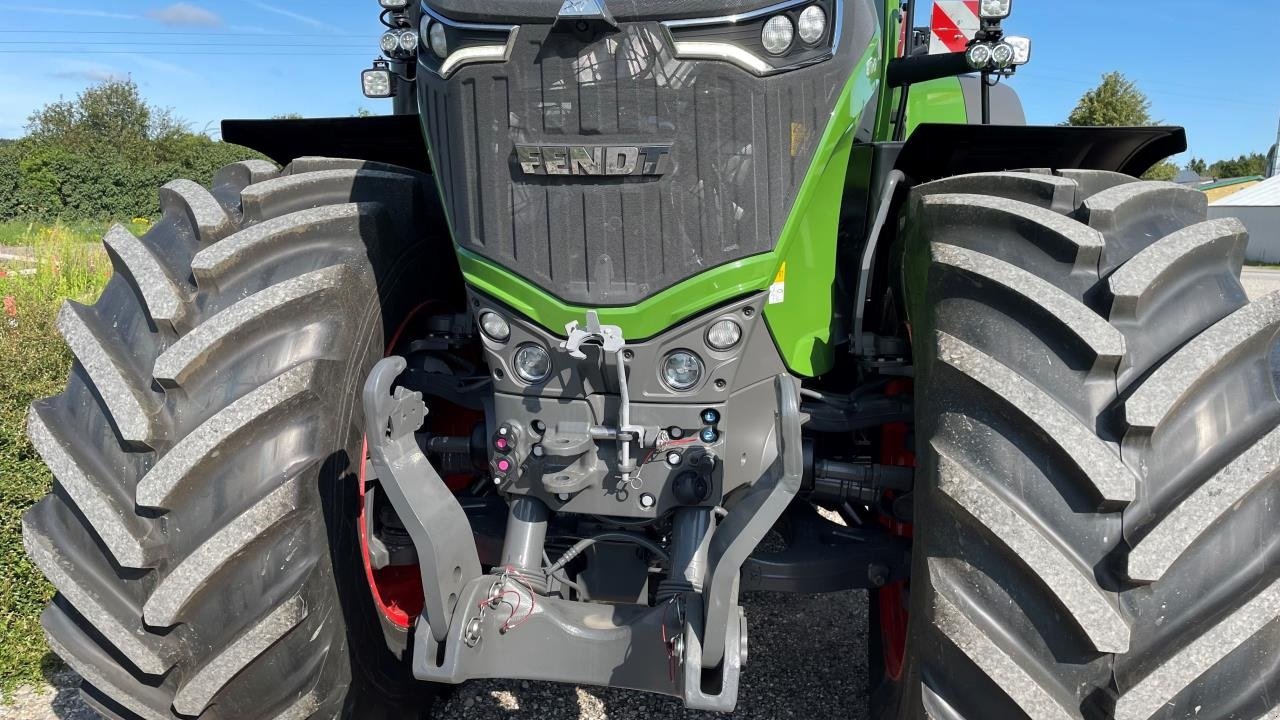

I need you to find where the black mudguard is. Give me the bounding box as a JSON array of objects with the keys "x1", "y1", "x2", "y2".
[
  {"x1": 221, "y1": 114, "x2": 430, "y2": 172},
  {"x1": 895, "y1": 123, "x2": 1187, "y2": 182}
]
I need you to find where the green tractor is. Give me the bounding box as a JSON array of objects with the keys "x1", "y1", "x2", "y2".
[{"x1": 22, "y1": 0, "x2": 1280, "y2": 718}]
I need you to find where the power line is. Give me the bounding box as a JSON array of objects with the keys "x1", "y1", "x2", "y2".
[
  {"x1": 0, "y1": 30, "x2": 368, "y2": 37},
  {"x1": 1017, "y1": 71, "x2": 1277, "y2": 111},
  {"x1": 0, "y1": 41, "x2": 372, "y2": 47},
  {"x1": 0, "y1": 49, "x2": 374, "y2": 56}
]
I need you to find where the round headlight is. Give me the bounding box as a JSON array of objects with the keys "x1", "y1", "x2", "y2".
[
  {"x1": 479, "y1": 311, "x2": 510, "y2": 343},
  {"x1": 761, "y1": 15, "x2": 794, "y2": 56},
  {"x1": 965, "y1": 42, "x2": 993, "y2": 70},
  {"x1": 797, "y1": 6, "x2": 827, "y2": 45},
  {"x1": 397, "y1": 28, "x2": 419, "y2": 54},
  {"x1": 428, "y1": 21, "x2": 449, "y2": 59},
  {"x1": 513, "y1": 344, "x2": 552, "y2": 384},
  {"x1": 661, "y1": 351, "x2": 704, "y2": 392},
  {"x1": 706, "y1": 319, "x2": 743, "y2": 351},
  {"x1": 991, "y1": 42, "x2": 1015, "y2": 69},
  {"x1": 380, "y1": 31, "x2": 400, "y2": 55}
]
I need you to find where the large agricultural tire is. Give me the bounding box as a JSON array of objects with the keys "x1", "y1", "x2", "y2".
[
  {"x1": 876, "y1": 170, "x2": 1280, "y2": 719},
  {"x1": 22, "y1": 157, "x2": 459, "y2": 719}
]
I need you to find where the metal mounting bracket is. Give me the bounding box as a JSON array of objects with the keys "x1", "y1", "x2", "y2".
[
  {"x1": 363, "y1": 356, "x2": 482, "y2": 643},
  {"x1": 561, "y1": 310, "x2": 624, "y2": 359},
  {"x1": 560, "y1": 311, "x2": 646, "y2": 481},
  {"x1": 700, "y1": 374, "x2": 804, "y2": 669}
]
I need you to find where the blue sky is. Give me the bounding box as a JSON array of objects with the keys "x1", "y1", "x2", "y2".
[{"x1": 1, "y1": 1, "x2": 1278, "y2": 165}]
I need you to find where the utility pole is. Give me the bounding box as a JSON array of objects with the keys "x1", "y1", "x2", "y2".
[{"x1": 1268, "y1": 114, "x2": 1279, "y2": 178}]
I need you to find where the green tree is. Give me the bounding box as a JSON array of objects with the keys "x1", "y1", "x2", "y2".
[
  {"x1": 1187, "y1": 158, "x2": 1208, "y2": 176},
  {"x1": 2, "y1": 78, "x2": 262, "y2": 220},
  {"x1": 1142, "y1": 162, "x2": 1178, "y2": 182},
  {"x1": 1066, "y1": 72, "x2": 1153, "y2": 127},
  {"x1": 25, "y1": 78, "x2": 185, "y2": 161},
  {"x1": 1066, "y1": 72, "x2": 1175, "y2": 180},
  {"x1": 1208, "y1": 153, "x2": 1267, "y2": 179}
]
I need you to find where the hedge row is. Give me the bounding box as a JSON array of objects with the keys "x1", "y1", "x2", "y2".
[{"x1": 0, "y1": 138, "x2": 262, "y2": 221}]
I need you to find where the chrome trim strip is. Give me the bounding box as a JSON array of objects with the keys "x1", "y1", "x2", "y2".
[
  {"x1": 661, "y1": 0, "x2": 843, "y2": 76},
  {"x1": 438, "y1": 42, "x2": 512, "y2": 78},
  {"x1": 663, "y1": 0, "x2": 817, "y2": 28},
  {"x1": 420, "y1": 3, "x2": 516, "y2": 32},
  {"x1": 670, "y1": 40, "x2": 775, "y2": 76},
  {"x1": 419, "y1": 6, "x2": 519, "y2": 79}
]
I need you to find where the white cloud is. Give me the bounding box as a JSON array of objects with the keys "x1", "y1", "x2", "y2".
[
  {"x1": 243, "y1": 1, "x2": 339, "y2": 32},
  {"x1": 0, "y1": 3, "x2": 138, "y2": 19},
  {"x1": 146, "y1": 3, "x2": 222, "y2": 27},
  {"x1": 47, "y1": 60, "x2": 125, "y2": 84},
  {"x1": 52, "y1": 68, "x2": 125, "y2": 83}
]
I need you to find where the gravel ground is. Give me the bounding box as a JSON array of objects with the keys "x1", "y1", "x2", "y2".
[
  {"x1": 1, "y1": 591, "x2": 868, "y2": 720},
  {"x1": 6, "y1": 268, "x2": 1278, "y2": 719},
  {"x1": 425, "y1": 590, "x2": 869, "y2": 720},
  {"x1": 0, "y1": 667, "x2": 97, "y2": 720}
]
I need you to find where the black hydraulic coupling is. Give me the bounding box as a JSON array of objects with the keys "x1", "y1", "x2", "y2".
[{"x1": 804, "y1": 459, "x2": 914, "y2": 504}]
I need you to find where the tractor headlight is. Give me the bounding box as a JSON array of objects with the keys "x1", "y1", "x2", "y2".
[
  {"x1": 990, "y1": 42, "x2": 1015, "y2": 69},
  {"x1": 661, "y1": 351, "x2": 704, "y2": 392},
  {"x1": 379, "y1": 0, "x2": 409, "y2": 8},
  {"x1": 978, "y1": 0, "x2": 1012, "y2": 19},
  {"x1": 706, "y1": 320, "x2": 743, "y2": 351},
  {"x1": 514, "y1": 344, "x2": 553, "y2": 384},
  {"x1": 1005, "y1": 35, "x2": 1032, "y2": 65},
  {"x1": 664, "y1": 1, "x2": 838, "y2": 77},
  {"x1": 761, "y1": 15, "x2": 795, "y2": 56},
  {"x1": 428, "y1": 21, "x2": 449, "y2": 59},
  {"x1": 380, "y1": 31, "x2": 400, "y2": 55},
  {"x1": 797, "y1": 6, "x2": 827, "y2": 45},
  {"x1": 397, "y1": 28, "x2": 419, "y2": 54},
  {"x1": 479, "y1": 312, "x2": 511, "y2": 343},
  {"x1": 361, "y1": 62, "x2": 395, "y2": 98},
  {"x1": 965, "y1": 43, "x2": 993, "y2": 70}
]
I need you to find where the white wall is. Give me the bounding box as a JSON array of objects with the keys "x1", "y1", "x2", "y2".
[{"x1": 1209, "y1": 206, "x2": 1280, "y2": 264}]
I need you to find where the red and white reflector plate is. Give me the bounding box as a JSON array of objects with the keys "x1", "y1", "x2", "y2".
[{"x1": 929, "y1": 0, "x2": 980, "y2": 54}]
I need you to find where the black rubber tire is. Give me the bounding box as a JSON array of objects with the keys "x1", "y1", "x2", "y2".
[
  {"x1": 22, "y1": 157, "x2": 459, "y2": 719},
  {"x1": 877, "y1": 170, "x2": 1280, "y2": 720}
]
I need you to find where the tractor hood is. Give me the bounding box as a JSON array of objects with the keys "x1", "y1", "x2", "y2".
[
  {"x1": 418, "y1": 0, "x2": 876, "y2": 308},
  {"x1": 423, "y1": 0, "x2": 812, "y2": 23}
]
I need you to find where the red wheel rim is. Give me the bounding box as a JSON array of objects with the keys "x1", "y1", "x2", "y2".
[
  {"x1": 877, "y1": 379, "x2": 915, "y2": 681},
  {"x1": 356, "y1": 302, "x2": 435, "y2": 629},
  {"x1": 357, "y1": 438, "x2": 423, "y2": 629},
  {"x1": 878, "y1": 581, "x2": 909, "y2": 681}
]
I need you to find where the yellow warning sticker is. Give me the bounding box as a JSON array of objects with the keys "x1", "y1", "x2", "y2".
[{"x1": 768, "y1": 262, "x2": 786, "y2": 304}]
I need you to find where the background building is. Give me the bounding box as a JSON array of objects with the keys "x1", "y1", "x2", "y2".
[{"x1": 1211, "y1": 175, "x2": 1280, "y2": 263}]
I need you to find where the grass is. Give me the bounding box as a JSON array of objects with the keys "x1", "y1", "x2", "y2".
[
  {"x1": 0, "y1": 218, "x2": 126, "y2": 698},
  {"x1": 0, "y1": 217, "x2": 151, "y2": 248}
]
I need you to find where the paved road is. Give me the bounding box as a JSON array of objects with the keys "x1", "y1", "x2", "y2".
[{"x1": 1243, "y1": 266, "x2": 1280, "y2": 300}]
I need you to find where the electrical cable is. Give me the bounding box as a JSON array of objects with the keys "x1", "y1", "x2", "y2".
[
  {"x1": 541, "y1": 550, "x2": 589, "y2": 600},
  {"x1": 500, "y1": 570, "x2": 537, "y2": 632},
  {"x1": 546, "y1": 532, "x2": 670, "y2": 574}
]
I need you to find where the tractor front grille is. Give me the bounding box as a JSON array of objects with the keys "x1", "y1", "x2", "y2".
[{"x1": 418, "y1": 15, "x2": 864, "y2": 307}]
